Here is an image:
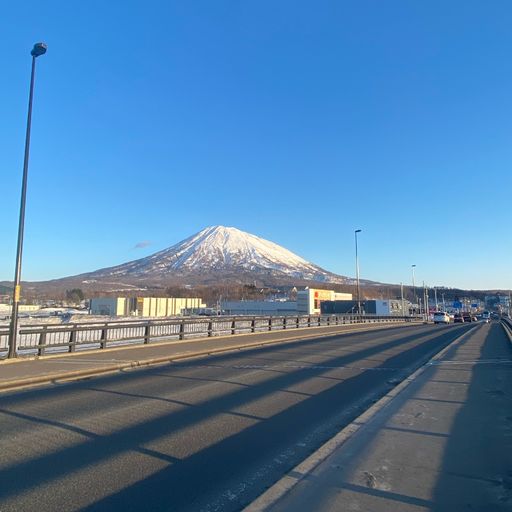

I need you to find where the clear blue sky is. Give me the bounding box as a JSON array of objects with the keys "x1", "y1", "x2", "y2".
[{"x1": 1, "y1": 1, "x2": 511, "y2": 290}]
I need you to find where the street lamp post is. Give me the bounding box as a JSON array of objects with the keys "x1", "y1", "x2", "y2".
[
  {"x1": 411, "y1": 264, "x2": 417, "y2": 315},
  {"x1": 400, "y1": 282, "x2": 405, "y2": 317},
  {"x1": 7, "y1": 42, "x2": 47, "y2": 359},
  {"x1": 423, "y1": 282, "x2": 429, "y2": 321},
  {"x1": 354, "y1": 229, "x2": 362, "y2": 315}
]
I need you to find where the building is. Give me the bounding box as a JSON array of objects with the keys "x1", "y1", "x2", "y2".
[
  {"x1": 89, "y1": 297, "x2": 205, "y2": 317},
  {"x1": 321, "y1": 299, "x2": 393, "y2": 316},
  {"x1": 220, "y1": 300, "x2": 298, "y2": 316},
  {"x1": 0, "y1": 303, "x2": 41, "y2": 319},
  {"x1": 297, "y1": 289, "x2": 352, "y2": 315}
]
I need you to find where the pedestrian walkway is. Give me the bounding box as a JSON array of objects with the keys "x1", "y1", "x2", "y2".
[
  {"x1": 260, "y1": 322, "x2": 512, "y2": 511},
  {"x1": 0, "y1": 321, "x2": 412, "y2": 392}
]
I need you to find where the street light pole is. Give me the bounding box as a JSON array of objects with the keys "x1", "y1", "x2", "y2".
[
  {"x1": 411, "y1": 264, "x2": 416, "y2": 314},
  {"x1": 355, "y1": 229, "x2": 362, "y2": 315},
  {"x1": 400, "y1": 282, "x2": 405, "y2": 317},
  {"x1": 7, "y1": 42, "x2": 47, "y2": 359},
  {"x1": 423, "y1": 282, "x2": 428, "y2": 321}
]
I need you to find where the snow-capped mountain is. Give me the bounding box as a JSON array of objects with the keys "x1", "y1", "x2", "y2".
[{"x1": 79, "y1": 226, "x2": 347, "y2": 285}]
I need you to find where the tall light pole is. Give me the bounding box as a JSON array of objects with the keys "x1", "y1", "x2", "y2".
[
  {"x1": 423, "y1": 282, "x2": 429, "y2": 321},
  {"x1": 400, "y1": 282, "x2": 405, "y2": 317},
  {"x1": 354, "y1": 229, "x2": 362, "y2": 315},
  {"x1": 411, "y1": 264, "x2": 417, "y2": 315},
  {"x1": 7, "y1": 42, "x2": 47, "y2": 359}
]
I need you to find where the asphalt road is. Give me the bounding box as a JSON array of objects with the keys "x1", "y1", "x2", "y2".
[
  {"x1": 266, "y1": 321, "x2": 512, "y2": 512},
  {"x1": 0, "y1": 323, "x2": 472, "y2": 512}
]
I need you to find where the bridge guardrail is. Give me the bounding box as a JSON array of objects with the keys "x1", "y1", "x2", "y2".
[
  {"x1": 0, "y1": 314, "x2": 421, "y2": 357},
  {"x1": 500, "y1": 316, "x2": 512, "y2": 337}
]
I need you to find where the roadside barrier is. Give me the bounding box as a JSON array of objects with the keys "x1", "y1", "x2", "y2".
[{"x1": 0, "y1": 314, "x2": 420, "y2": 357}]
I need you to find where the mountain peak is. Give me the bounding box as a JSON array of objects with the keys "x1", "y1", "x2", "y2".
[{"x1": 82, "y1": 226, "x2": 347, "y2": 285}]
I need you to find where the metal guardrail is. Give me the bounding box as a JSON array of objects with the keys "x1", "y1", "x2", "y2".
[
  {"x1": 501, "y1": 316, "x2": 512, "y2": 335},
  {"x1": 0, "y1": 314, "x2": 420, "y2": 357}
]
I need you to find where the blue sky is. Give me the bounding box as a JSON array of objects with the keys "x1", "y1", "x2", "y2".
[{"x1": 1, "y1": 1, "x2": 511, "y2": 290}]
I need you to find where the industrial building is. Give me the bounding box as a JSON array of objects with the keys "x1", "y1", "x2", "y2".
[
  {"x1": 220, "y1": 300, "x2": 298, "y2": 316},
  {"x1": 89, "y1": 297, "x2": 205, "y2": 317},
  {"x1": 297, "y1": 289, "x2": 352, "y2": 315},
  {"x1": 320, "y1": 299, "x2": 410, "y2": 316}
]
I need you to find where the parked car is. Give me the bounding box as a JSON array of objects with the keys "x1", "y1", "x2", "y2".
[
  {"x1": 454, "y1": 313, "x2": 465, "y2": 323},
  {"x1": 433, "y1": 311, "x2": 450, "y2": 324}
]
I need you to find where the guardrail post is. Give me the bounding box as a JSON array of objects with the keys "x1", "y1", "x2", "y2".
[
  {"x1": 326, "y1": 316, "x2": 330, "y2": 326},
  {"x1": 318, "y1": 316, "x2": 321, "y2": 326},
  {"x1": 283, "y1": 317, "x2": 287, "y2": 330},
  {"x1": 208, "y1": 320, "x2": 213, "y2": 337},
  {"x1": 144, "y1": 322, "x2": 151, "y2": 344},
  {"x1": 296, "y1": 316, "x2": 300, "y2": 328},
  {"x1": 38, "y1": 326, "x2": 47, "y2": 357},
  {"x1": 100, "y1": 323, "x2": 108, "y2": 349},
  {"x1": 179, "y1": 320, "x2": 185, "y2": 340},
  {"x1": 268, "y1": 317, "x2": 272, "y2": 331},
  {"x1": 69, "y1": 325, "x2": 77, "y2": 353},
  {"x1": 231, "y1": 319, "x2": 236, "y2": 335},
  {"x1": 251, "y1": 318, "x2": 256, "y2": 333},
  {"x1": 307, "y1": 316, "x2": 311, "y2": 327}
]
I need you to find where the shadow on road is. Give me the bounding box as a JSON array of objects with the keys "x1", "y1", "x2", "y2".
[
  {"x1": 0, "y1": 324, "x2": 470, "y2": 511},
  {"x1": 431, "y1": 322, "x2": 512, "y2": 511}
]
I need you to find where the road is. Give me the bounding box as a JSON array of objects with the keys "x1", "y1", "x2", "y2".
[
  {"x1": 0, "y1": 323, "x2": 472, "y2": 511},
  {"x1": 264, "y1": 320, "x2": 512, "y2": 512}
]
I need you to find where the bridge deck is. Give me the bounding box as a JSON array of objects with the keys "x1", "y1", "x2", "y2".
[{"x1": 264, "y1": 321, "x2": 512, "y2": 511}]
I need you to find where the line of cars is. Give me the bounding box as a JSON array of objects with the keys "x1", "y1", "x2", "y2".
[{"x1": 433, "y1": 310, "x2": 491, "y2": 324}]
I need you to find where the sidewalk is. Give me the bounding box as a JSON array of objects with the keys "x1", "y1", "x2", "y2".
[
  {"x1": 0, "y1": 322, "x2": 412, "y2": 392},
  {"x1": 256, "y1": 322, "x2": 512, "y2": 511}
]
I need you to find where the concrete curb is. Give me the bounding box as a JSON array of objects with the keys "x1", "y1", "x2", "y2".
[
  {"x1": 0, "y1": 322, "x2": 417, "y2": 393},
  {"x1": 242, "y1": 323, "x2": 479, "y2": 512}
]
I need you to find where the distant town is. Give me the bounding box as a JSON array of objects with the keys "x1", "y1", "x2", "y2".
[{"x1": 1, "y1": 286, "x2": 510, "y2": 326}]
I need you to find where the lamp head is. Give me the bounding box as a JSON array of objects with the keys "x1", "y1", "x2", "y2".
[
  {"x1": 355, "y1": 229, "x2": 362, "y2": 233},
  {"x1": 31, "y1": 42, "x2": 47, "y2": 57}
]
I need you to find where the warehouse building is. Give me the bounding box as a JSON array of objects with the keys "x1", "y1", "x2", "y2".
[
  {"x1": 90, "y1": 297, "x2": 205, "y2": 317},
  {"x1": 220, "y1": 300, "x2": 298, "y2": 316},
  {"x1": 297, "y1": 289, "x2": 352, "y2": 315},
  {"x1": 320, "y1": 299, "x2": 411, "y2": 316}
]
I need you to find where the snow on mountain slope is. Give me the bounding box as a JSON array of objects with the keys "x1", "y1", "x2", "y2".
[{"x1": 84, "y1": 226, "x2": 345, "y2": 283}]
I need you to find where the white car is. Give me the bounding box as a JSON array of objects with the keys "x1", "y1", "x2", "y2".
[{"x1": 433, "y1": 311, "x2": 450, "y2": 324}]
